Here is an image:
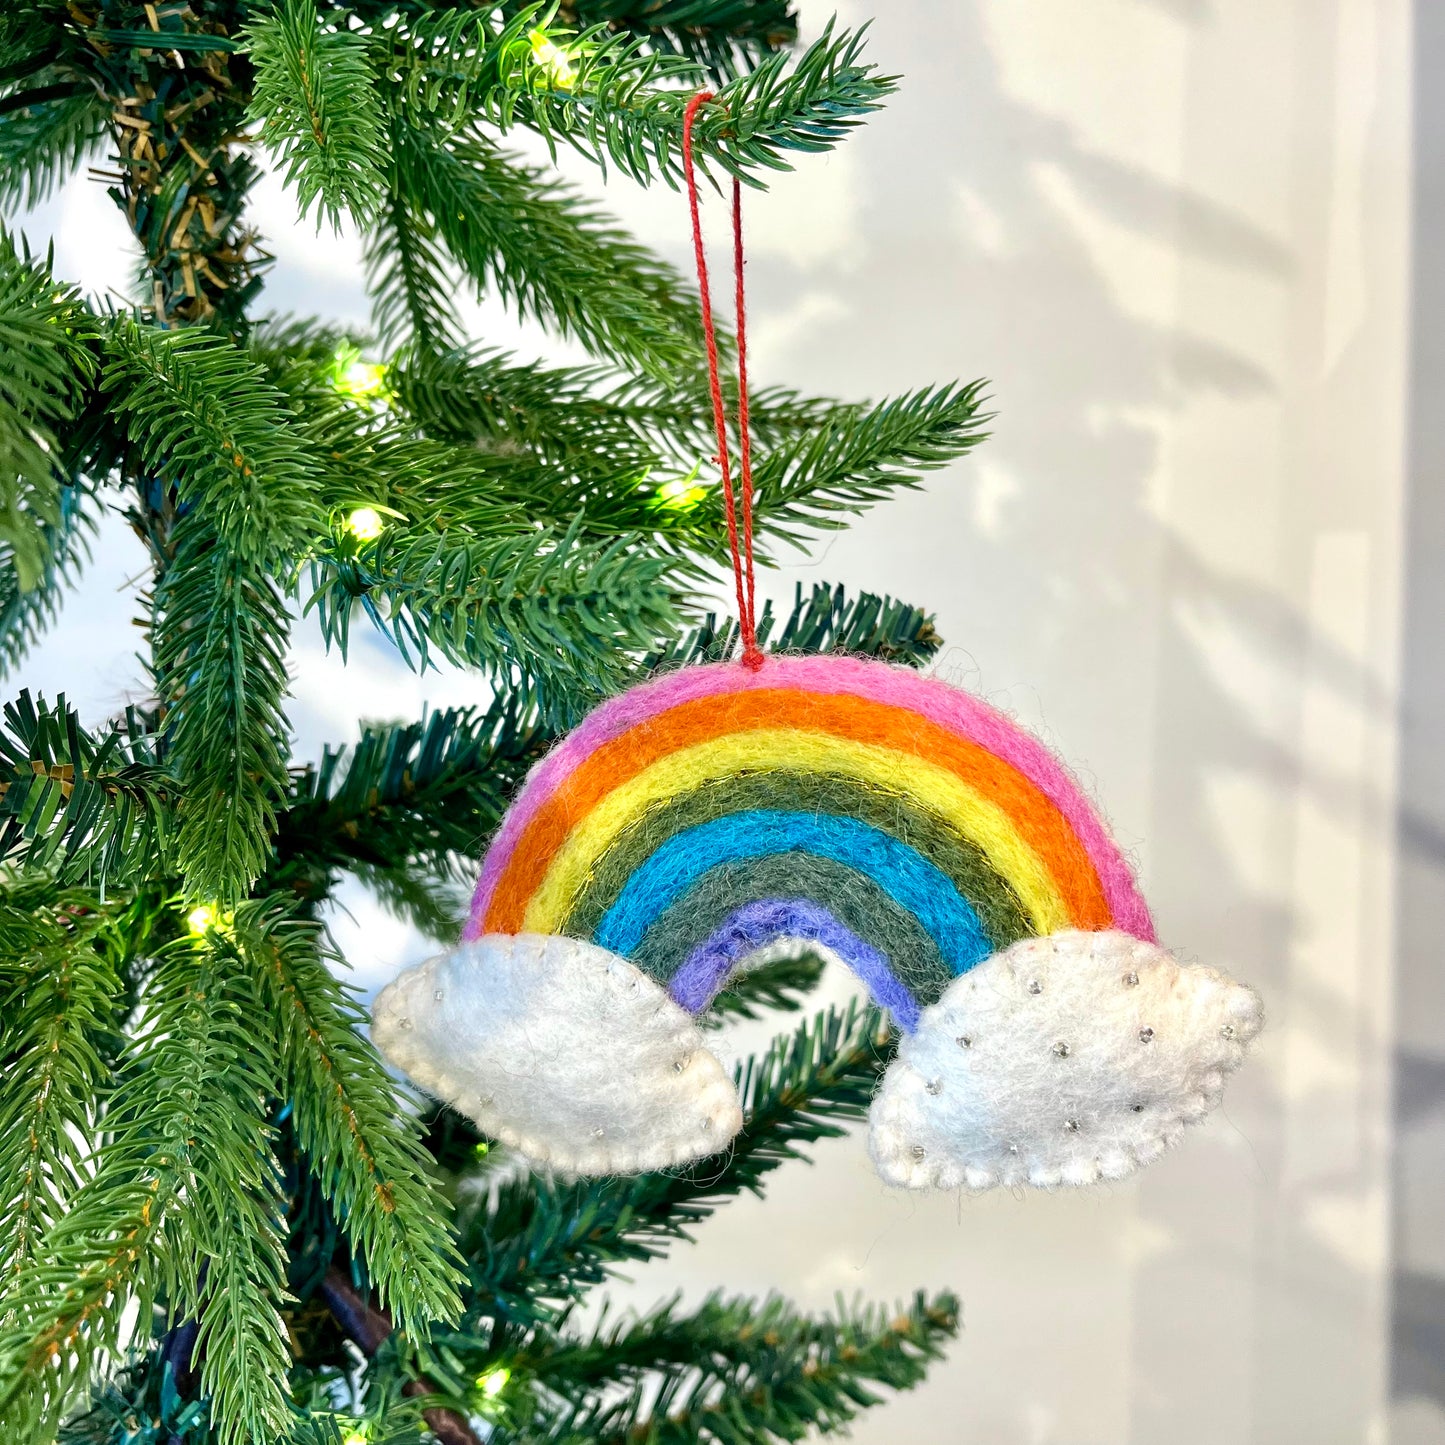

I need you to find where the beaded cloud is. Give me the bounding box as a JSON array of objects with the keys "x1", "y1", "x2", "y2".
[{"x1": 372, "y1": 655, "x2": 1262, "y2": 1189}]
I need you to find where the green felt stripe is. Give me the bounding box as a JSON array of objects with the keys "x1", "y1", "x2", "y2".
[
  {"x1": 628, "y1": 851, "x2": 958, "y2": 1009},
  {"x1": 561, "y1": 769, "x2": 1033, "y2": 950}
]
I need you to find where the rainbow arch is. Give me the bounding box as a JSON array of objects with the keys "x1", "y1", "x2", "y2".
[{"x1": 466, "y1": 655, "x2": 1153, "y2": 1033}]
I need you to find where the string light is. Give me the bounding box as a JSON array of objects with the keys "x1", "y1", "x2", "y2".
[
  {"x1": 655, "y1": 475, "x2": 709, "y2": 511},
  {"x1": 528, "y1": 28, "x2": 577, "y2": 88},
  {"x1": 186, "y1": 903, "x2": 233, "y2": 938},
  {"x1": 345, "y1": 506, "x2": 387, "y2": 542},
  {"x1": 330, "y1": 345, "x2": 390, "y2": 402},
  {"x1": 475, "y1": 1365, "x2": 510, "y2": 1399}
]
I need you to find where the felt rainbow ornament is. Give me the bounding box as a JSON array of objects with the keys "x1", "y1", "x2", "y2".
[{"x1": 372, "y1": 654, "x2": 1263, "y2": 1190}]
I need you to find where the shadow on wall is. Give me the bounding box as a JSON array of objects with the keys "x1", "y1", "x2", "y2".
[{"x1": 742, "y1": 2, "x2": 1416, "y2": 1440}]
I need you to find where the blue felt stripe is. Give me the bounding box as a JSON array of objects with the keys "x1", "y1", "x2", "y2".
[{"x1": 595, "y1": 811, "x2": 993, "y2": 974}]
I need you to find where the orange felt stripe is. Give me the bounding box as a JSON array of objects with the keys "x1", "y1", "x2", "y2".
[{"x1": 485, "y1": 689, "x2": 1113, "y2": 933}]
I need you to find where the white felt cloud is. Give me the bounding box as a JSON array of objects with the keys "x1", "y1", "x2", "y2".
[
  {"x1": 371, "y1": 934, "x2": 742, "y2": 1176},
  {"x1": 868, "y1": 930, "x2": 1263, "y2": 1191}
]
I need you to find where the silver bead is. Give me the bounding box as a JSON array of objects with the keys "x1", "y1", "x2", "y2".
[
  {"x1": 1123, "y1": 971, "x2": 1140, "y2": 987},
  {"x1": 1220, "y1": 1024, "x2": 1236, "y2": 1039},
  {"x1": 398, "y1": 1017, "x2": 412, "y2": 1030},
  {"x1": 1008, "y1": 1143, "x2": 1020, "y2": 1154},
  {"x1": 925, "y1": 1079, "x2": 943, "y2": 1096},
  {"x1": 956, "y1": 1035, "x2": 973, "y2": 1048},
  {"x1": 911, "y1": 1145, "x2": 927, "y2": 1159},
  {"x1": 1138, "y1": 1026, "x2": 1155, "y2": 1043},
  {"x1": 673, "y1": 1057, "x2": 690, "y2": 1074},
  {"x1": 433, "y1": 990, "x2": 444, "y2": 1002},
  {"x1": 1052, "y1": 1041, "x2": 1071, "y2": 1058},
  {"x1": 1027, "y1": 979, "x2": 1043, "y2": 995},
  {"x1": 1063, "y1": 1119, "x2": 1080, "y2": 1133},
  {"x1": 701, "y1": 1117, "x2": 712, "y2": 1131},
  {"x1": 1132, "y1": 1103, "x2": 1145, "y2": 1113},
  {"x1": 592, "y1": 1127, "x2": 605, "y2": 1139}
]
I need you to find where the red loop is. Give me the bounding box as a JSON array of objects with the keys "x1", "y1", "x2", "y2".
[{"x1": 682, "y1": 90, "x2": 763, "y2": 670}]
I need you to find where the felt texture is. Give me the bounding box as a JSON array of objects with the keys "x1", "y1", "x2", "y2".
[
  {"x1": 488, "y1": 699, "x2": 1103, "y2": 936},
  {"x1": 594, "y1": 811, "x2": 993, "y2": 973},
  {"x1": 868, "y1": 930, "x2": 1264, "y2": 1191},
  {"x1": 371, "y1": 934, "x2": 742, "y2": 1176},
  {"x1": 668, "y1": 898, "x2": 924, "y2": 1030},
  {"x1": 466, "y1": 656, "x2": 1153, "y2": 942},
  {"x1": 560, "y1": 769, "x2": 1034, "y2": 953},
  {"x1": 628, "y1": 851, "x2": 957, "y2": 1012}
]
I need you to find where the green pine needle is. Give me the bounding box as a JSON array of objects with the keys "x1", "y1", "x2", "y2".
[
  {"x1": 457, "y1": 1001, "x2": 892, "y2": 1324},
  {"x1": 389, "y1": 118, "x2": 704, "y2": 375},
  {"x1": 0, "y1": 886, "x2": 124, "y2": 1298},
  {"x1": 150, "y1": 516, "x2": 294, "y2": 905},
  {"x1": 0, "y1": 232, "x2": 97, "y2": 593},
  {"x1": 235, "y1": 903, "x2": 465, "y2": 1336},
  {"x1": 101, "y1": 318, "x2": 323, "y2": 565},
  {"x1": 244, "y1": 0, "x2": 389, "y2": 228},
  {"x1": 0, "y1": 691, "x2": 172, "y2": 887},
  {"x1": 0, "y1": 937, "x2": 293, "y2": 1445},
  {"x1": 0, "y1": 482, "x2": 94, "y2": 679}
]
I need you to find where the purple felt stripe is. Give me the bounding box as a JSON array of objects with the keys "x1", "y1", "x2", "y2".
[{"x1": 668, "y1": 897, "x2": 923, "y2": 1033}]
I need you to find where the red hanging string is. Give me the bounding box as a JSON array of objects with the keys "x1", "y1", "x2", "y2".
[{"x1": 681, "y1": 89, "x2": 764, "y2": 671}]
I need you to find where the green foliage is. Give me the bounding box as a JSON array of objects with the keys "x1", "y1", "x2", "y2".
[
  {"x1": 308, "y1": 521, "x2": 688, "y2": 720},
  {"x1": 100, "y1": 318, "x2": 323, "y2": 563},
  {"x1": 0, "y1": 87, "x2": 109, "y2": 212},
  {"x1": 383, "y1": 9, "x2": 891, "y2": 187},
  {"x1": 552, "y1": 0, "x2": 799, "y2": 76},
  {"x1": 150, "y1": 515, "x2": 294, "y2": 905},
  {"x1": 235, "y1": 903, "x2": 464, "y2": 1335},
  {"x1": 647, "y1": 579, "x2": 943, "y2": 673},
  {"x1": 0, "y1": 936, "x2": 293, "y2": 1445},
  {"x1": 387, "y1": 118, "x2": 703, "y2": 374},
  {"x1": 460, "y1": 1002, "x2": 891, "y2": 1325},
  {"x1": 273, "y1": 702, "x2": 546, "y2": 907},
  {"x1": 0, "y1": 691, "x2": 172, "y2": 887},
  {"x1": 0, "y1": 5, "x2": 978, "y2": 1442},
  {"x1": 0, "y1": 234, "x2": 98, "y2": 593},
  {"x1": 0, "y1": 482, "x2": 94, "y2": 679},
  {"x1": 492, "y1": 1289, "x2": 959, "y2": 1444},
  {"x1": 0, "y1": 885, "x2": 124, "y2": 1297},
  {"x1": 245, "y1": 0, "x2": 389, "y2": 228}
]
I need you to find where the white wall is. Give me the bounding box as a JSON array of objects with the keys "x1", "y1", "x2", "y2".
[{"x1": 16, "y1": 2, "x2": 1426, "y2": 1440}]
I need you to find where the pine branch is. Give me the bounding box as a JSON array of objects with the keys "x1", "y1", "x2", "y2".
[
  {"x1": 380, "y1": 11, "x2": 891, "y2": 187},
  {"x1": 271, "y1": 704, "x2": 546, "y2": 908},
  {"x1": 0, "y1": 887, "x2": 123, "y2": 1300},
  {"x1": 390, "y1": 118, "x2": 703, "y2": 375},
  {"x1": 306, "y1": 521, "x2": 687, "y2": 723},
  {"x1": 0, "y1": 481, "x2": 94, "y2": 680},
  {"x1": 746, "y1": 381, "x2": 990, "y2": 546},
  {"x1": 0, "y1": 937, "x2": 293, "y2": 1445},
  {"x1": 100, "y1": 318, "x2": 323, "y2": 565},
  {"x1": 458, "y1": 1002, "x2": 891, "y2": 1325},
  {"x1": 0, "y1": 232, "x2": 98, "y2": 593},
  {"x1": 391, "y1": 342, "x2": 839, "y2": 470},
  {"x1": 0, "y1": 691, "x2": 172, "y2": 887},
  {"x1": 150, "y1": 514, "x2": 293, "y2": 905},
  {"x1": 546, "y1": 1, "x2": 799, "y2": 77},
  {"x1": 508, "y1": 1289, "x2": 958, "y2": 1444},
  {"x1": 236, "y1": 903, "x2": 464, "y2": 1337},
  {"x1": 244, "y1": 0, "x2": 389, "y2": 228},
  {"x1": 0, "y1": 85, "x2": 107, "y2": 211},
  {"x1": 366, "y1": 185, "x2": 463, "y2": 350},
  {"x1": 643, "y1": 580, "x2": 943, "y2": 672}
]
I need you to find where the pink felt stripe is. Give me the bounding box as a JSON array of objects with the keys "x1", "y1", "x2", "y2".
[{"x1": 463, "y1": 655, "x2": 1154, "y2": 942}]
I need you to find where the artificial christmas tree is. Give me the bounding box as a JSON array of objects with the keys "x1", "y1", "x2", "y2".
[{"x1": 0, "y1": 4, "x2": 982, "y2": 1441}]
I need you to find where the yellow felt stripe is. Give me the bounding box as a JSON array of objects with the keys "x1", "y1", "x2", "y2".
[{"x1": 522, "y1": 729, "x2": 1072, "y2": 935}]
